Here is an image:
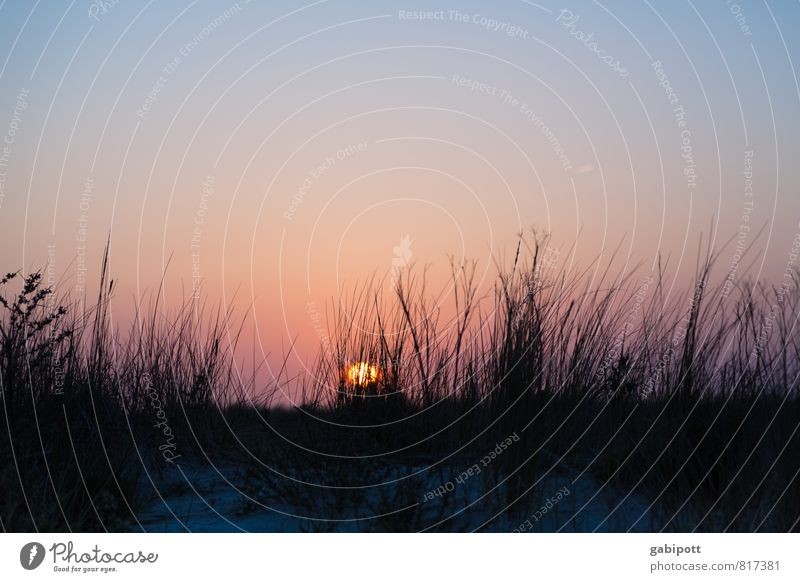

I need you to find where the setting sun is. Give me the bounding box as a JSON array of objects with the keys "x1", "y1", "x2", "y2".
[{"x1": 346, "y1": 362, "x2": 381, "y2": 387}]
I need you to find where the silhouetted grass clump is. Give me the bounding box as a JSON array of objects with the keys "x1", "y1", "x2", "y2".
[
  {"x1": 0, "y1": 248, "x2": 245, "y2": 531},
  {"x1": 290, "y1": 234, "x2": 800, "y2": 531}
]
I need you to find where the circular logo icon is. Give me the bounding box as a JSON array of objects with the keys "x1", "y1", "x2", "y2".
[{"x1": 20, "y1": 542, "x2": 46, "y2": 570}]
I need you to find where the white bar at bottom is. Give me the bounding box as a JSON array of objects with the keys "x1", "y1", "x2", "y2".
[{"x1": 1, "y1": 533, "x2": 796, "y2": 581}]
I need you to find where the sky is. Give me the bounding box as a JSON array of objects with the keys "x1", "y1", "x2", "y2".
[{"x1": 0, "y1": 1, "x2": 798, "y2": 395}]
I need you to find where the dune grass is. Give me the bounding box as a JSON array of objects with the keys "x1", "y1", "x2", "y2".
[{"x1": 1, "y1": 235, "x2": 798, "y2": 531}]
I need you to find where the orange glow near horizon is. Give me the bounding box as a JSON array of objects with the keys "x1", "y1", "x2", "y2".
[{"x1": 346, "y1": 362, "x2": 381, "y2": 387}]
